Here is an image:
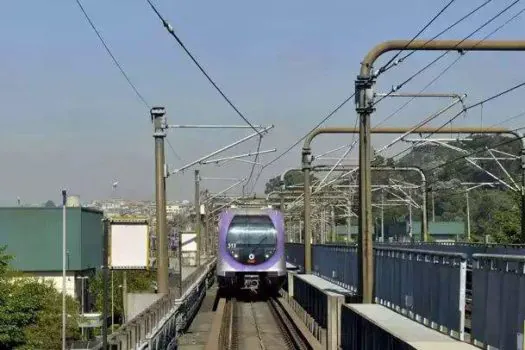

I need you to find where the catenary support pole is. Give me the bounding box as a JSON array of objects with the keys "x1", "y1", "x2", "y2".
[
  {"x1": 302, "y1": 148, "x2": 312, "y2": 273},
  {"x1": 62, "y1": 189, "x2": 67, "y2": 350},
  {"x1": 195, "y1": 169, "x2": 201, "y2": 266},
  {"x1": 102, "y1": 218, "x2": 109, "y2": 349},
  {"x1": 380, "y1": 189, "x2": 384, "y2": 242},
  {"x1": 356, "y1": 39, "x2": 525, "y2": 302},
  {"x1": 466, "y1": 189, "x2": 471, "y2": 241},
  {"x1": 152, "y1": 107, "x2": 169, "y2": 294}
]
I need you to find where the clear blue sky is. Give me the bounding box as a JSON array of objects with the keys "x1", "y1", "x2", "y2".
[{"x1": 0, "y1": 0, "x2": 524, "y2": 204}]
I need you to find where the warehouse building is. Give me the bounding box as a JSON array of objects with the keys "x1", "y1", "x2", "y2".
[{"x1": 0, "y1": 203, "x2": 104, "y2": 311}]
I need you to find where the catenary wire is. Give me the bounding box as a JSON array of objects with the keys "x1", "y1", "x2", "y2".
[
  {"x1": 379, "y1": 0, "x2": 494, "y2": 76},
  {"x1": 249, "y1": 93, "x2": 357, "y2": 192},
  {"x1": 376, "y1": 0, "x2": 457, "y2": 77},
  {"x1": 377, "y1": 5, "x2": 525, "y2": 128},
  {"x1": 75, "y1": 0, "x2": 150, "y2": 109},
  {"x1": 237, "y1": 1, "x2": 513, "y2": 192},
  {"x1": 166, "y1": 138, "x2": 183, "y2": 162},
  {"x1": 373, "y1": 0, "x2": 520, "y2": 107},
  {"x1": 76, "y1": 0, "x2": 185, "y2": 163},
  {"x1": 274, "y1": 2, "x2": 523, "y2": 191},
  {"x1": 243, "y1": 136, "x2": 263, "y2": 196},
  {"x1": 388, "y1": 79, "x2": 525, "y2": 162},
  {"x1": 373, "y1": 3, "x2": 524, "y2": 157},
  {"x1": 490, "y1": 110, "x2": 525, "y2": 127},
  {"x1": 422, "y1": 126, "x2": 525, "y2": 189},
  {"x1": 145, "y1": 0, "x2": 262, "y2": 135}
]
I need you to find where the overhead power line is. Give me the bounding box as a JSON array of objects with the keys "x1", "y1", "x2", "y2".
[
  {"x1": 389, "y1": 79, "x2": 525, "y2": 162},
  {"x1": 145, "y1": 0, "x2": 261, "y2": 136},
  {"x1": 75, "y1": 0, "x2": 150, "y2": 109},
  {"x1": 166, "y1": 138, "x2": 183, "y2": 162},
  {"x1": 243, "y1": 136, "x2": 263, "y2": 196},
  {"x1": 378, "y1": 0, "x2": 493, "y2": 76},
  {"x1": 423, "y1": 127, "x2": 525, "y2": 189},
  {"x1": 374, "y1": 0, "x2": 520, "y2": 107},
  {"x1": 264, "y1": 93, "x2": 356, "y2": 169},
  {"x1": 490, "y1": 110, "x2": 525, "y2": 127},
  {"x1": 376, "y1": 0, "x2": 458, "y2": 77},
  {"x1": 375, "y1": 4, "x2": 525, "y2": 127}
]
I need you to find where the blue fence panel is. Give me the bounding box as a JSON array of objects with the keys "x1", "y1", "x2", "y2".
[
  {"x1": 293, "y1": 274, "x2": 328, "y2": 328},
  {"x1": 374, "y1": 247, "x2": 467, "y2": 339},
  {"x1": 471, "y1": 254, "x2": 525, "y2": 350},
  {"x1": 340, "y1": 305, "x2": 412, "y2": 350},
  {"x1": 285, "y1": 243, "x2": 305, "y2": 271},
  {"x1": 311, "y1": 244, "x2": 358, "y2": 293}
]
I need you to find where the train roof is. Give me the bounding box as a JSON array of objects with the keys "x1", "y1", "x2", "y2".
[{"x1": 221, "y1": 207, "x2": 278, "y2": 216}]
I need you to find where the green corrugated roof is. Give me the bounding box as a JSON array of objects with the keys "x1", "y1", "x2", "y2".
[{"x1": 0, "y1": 207, "x2": 103, "y2": 272}]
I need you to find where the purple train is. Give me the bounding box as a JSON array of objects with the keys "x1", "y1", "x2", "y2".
[{"x1": 216, "y1": 207, "x2": 286, "y2": 294}]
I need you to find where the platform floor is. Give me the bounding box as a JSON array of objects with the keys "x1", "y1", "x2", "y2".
[
  {"x1": 177, "y1": 283, "x2": 218, "y2": 350},
  {"x1": 346, "y1": 304, "x2": 478, "y2": 350}
]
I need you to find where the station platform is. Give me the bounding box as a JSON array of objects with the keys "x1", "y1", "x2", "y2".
[{"x1": 343, "y1": 304, "x2": 478, "y2": 350}]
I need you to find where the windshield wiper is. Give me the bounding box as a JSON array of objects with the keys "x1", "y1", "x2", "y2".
[{"x1": 250, "y1": 236, "x2": 268, "y2": 255}]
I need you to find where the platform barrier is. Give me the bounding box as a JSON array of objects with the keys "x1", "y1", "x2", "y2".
[
  {"x1": 340, "y1": 304, "x2": 478, "y2": 350},
  {"x1": 288, "y1": 272, "x2": 353, "y2": 350},
  {"x1": 374, "y1": 247, "x2": 467, "y2": 340},
  {"x1": 471, "y1": 253, "x2": 525, "y2": 350}
]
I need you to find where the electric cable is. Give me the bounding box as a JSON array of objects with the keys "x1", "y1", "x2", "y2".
[
  {"x1": 249, "y1": 93, "x2": 357, "y2": 193},
  {"x1": 145, "y1": 0, "x2": 262, "y2": 135},
  {"x1": 166, "y1": 138, "x2": 184, "y2": 162},
  {"x1": 422, "y1": 126, "x2": 525, "y2": 189},
  {"x1": 243, "y1": 136, "x2": 263, "y2": 195},
  {"x1": 374, "y1": 0, "x2": 520, "y2": 107},
  {"x1": 376, "y1": 0, "x2": 457, "y2": 77},
  {"x1": 75, "y1": 0, "x2": 150, "y2": 109},
  {"x1": 388, "y1": 79, "x2": 525, "y2": 162},
  {"x1": 373, "y1": 3, "x2": 524, "y2": 159},
  {"x1": 377, "y1": 5, "x2": 525, "y2": 128},
  {"x1": 378, "y1": 0, "x2": 494, "y2": 76}
]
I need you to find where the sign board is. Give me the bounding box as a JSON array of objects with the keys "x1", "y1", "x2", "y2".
[
  {"x1": 110, "y1": 221, "x2": 149, "y2": 269},
  {"x1": 181, "y1": 233, "x2": 197, "y2": 252}
]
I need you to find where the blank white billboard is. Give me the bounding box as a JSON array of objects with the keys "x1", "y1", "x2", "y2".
[
  {"x1": 181, "y1": 233, "x2": 197, "y2": 252},
  {"x1": 110, "y1": 224, "x2": 149, "y2": 269}
]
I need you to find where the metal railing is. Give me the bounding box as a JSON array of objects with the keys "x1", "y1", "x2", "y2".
[
  {"x1": 311, "y1": 244, "x2": 358, "y2": 294},
  {"x1": 285, "y1": 243, "x2": 467, "y2": 339},
  {"x1": 374, "y1": 247, "x2": 467, "y2": 340},
  {"x1": 471, "y1": 254, "x2": 525, "y2": 350},
  {"x1": 84, "y1": 259, "x2": 216, "y2": 350}
]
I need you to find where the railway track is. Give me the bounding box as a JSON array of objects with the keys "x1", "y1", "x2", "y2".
[{"x1": 206, "y1": 295, "x2": 312, "y2": 350}]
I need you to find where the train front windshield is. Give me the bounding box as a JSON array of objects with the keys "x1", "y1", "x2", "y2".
[{"x1": 226, "y1": 215, "x2": 277, "y2": 264}]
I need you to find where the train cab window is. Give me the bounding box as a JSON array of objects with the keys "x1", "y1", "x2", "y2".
[{"x1": 226, "y1": 215, "x2": 277, "y2": 247}]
